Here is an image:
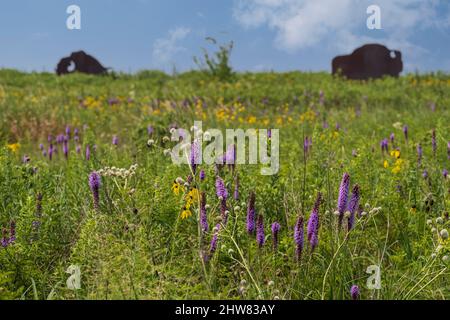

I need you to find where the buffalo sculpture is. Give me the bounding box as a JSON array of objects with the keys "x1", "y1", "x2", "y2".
[
  {"x1": 56, "y1": 51, "x2": 108, "y2": 75},
  {"x1": 332, "y1": 44, "x2": 403, "y2": 80}
]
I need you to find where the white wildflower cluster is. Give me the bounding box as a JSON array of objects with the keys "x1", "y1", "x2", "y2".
[
  {"x1": 427, "y1": 215, "x2": 449, "y2": 262},
  {"x1": 97, "y1": 164, "x2": 138, "y2": 178}
]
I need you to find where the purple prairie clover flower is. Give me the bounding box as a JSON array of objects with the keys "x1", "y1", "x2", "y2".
[
  {"x1": 423, "y1": 170, "x2": 429, "y2": 179},
  {"x1": 85, "y1": 145, "x2": 91, "y2": 160},
  {"x1": 74, "y1": 128, "x2": 79, "y2": 136},
  {"x1": 403, "y1": 125, "x2": 408, "y2": 141},
  {"x1": 76, "y1": 145, "x2": 81, "y2": 153},
  {"x1": 39, "y1": 143, "x2": 44, "y2": 151},
  {"x1": 337, "y1": 173, "x2": 350, "y2": 226},
  {"x1": 444, "y1": 169, "x2": 448, "y2": 179},
  {"x1": 200, "y1": 192, "x2": 208, "y2": 233},
  {"x1": 215, "y1": 177, "x2": 227, "y2": 200},
  {"x1": 417, "y1": 144, "x2": 423, "y2": 164},
  {"x1": 271, "y1": 222, "x2": 281, "y2": 250},
  {"x1": 347, "y1": 185, "x2": 360, "y2": 231},
  {"x1": 234, "y1": 176, "x2": 239, "y2": 200},
  {"x1": 307, "y1": 193, "x2": 322, "y2": 251},
  {"x1": 246, "y1": 191, "x2": 256, "y2": 234},
  {"x1": 294, "y1": 216, "x2": 304, "y2": 261},
  {"x1": 432, "y1": 129, "x2": 437, "y2": 155},
  {"x1": 350, "y1": 285, "x2": 360, "y2": 300},
  {"x1": 256, "y1": 215, "x2": 265, "y2": 248},
  {"x1": 65, "y1": 126, "x2": 71, "y2": 138},
  {"x1": 199, "y1": 170, "x2": 205, "y2": 181},
  {"x1": 88, "y1": 171, "x2": 101, "y2": 209},
  {"x1": 390, "y1": 133, "x2": 395, "y2": 144},
  {"x1": 112, "y1": 135, "x2": 119, "y2": 146}
]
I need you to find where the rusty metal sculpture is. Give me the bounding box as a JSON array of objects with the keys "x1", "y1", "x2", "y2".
[
  {"x1": 56, "y1": 51, "x2": 108, "y2": 75},
  {"x1": 332, "y1": 44, "x2": 403, "y2": 80}
]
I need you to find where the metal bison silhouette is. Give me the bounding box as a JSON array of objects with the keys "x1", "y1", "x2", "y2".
[
  {"x1": 332, "y1": 44, "x2": 403, "y2": 80},
  {"x1": 56, "y1": 51, "x2": 108, "y2": 75}
]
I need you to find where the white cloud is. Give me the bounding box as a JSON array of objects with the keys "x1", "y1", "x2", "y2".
[
  {"x1": 152, "y1": 27, "x2": 191, "y2": 67},
  {"x1": 233, "y1": 0, "x2": 448, "y2": 70}
]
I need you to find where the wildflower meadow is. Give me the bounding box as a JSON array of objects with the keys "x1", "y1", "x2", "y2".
[{"x1": 0, "y1": 69, "x2": 449, "y2": 300}]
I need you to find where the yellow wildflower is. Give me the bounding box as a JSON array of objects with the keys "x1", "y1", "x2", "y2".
[
  {"x1": 383, "y1": 160, "x2": 389, "y2": 168},
  {"x1": 7, "y1": 143, "x2": 20, "y2": 153},
  {"x1": 390, "y1": 150, "x2": 400, "y2": 159},
  {"x1": 181, "y1": 207, "x2": 192, "y2": 219},
  {"x1": 171, "y1": 181, "x2": 183, "y2": 196}
]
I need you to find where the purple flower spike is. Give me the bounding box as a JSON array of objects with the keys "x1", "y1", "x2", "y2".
[
  {"x1": 85, "y1": 145, "x2": 91, "y2": 160},
  {"x1": 112, "y1": 135, "x2": 119, "y2": 146},
  {"x1": 447, "y1": 142, "x2": 450, "y2": 160},
  {"x1": 147, "y1": 125, "x2": 154, "y2": 136},
  {"x1": 48, "y1": 144, "x2": 53, "y2": 161},
  {"x1": 403, "y1": 125, "x2": 408, "y2": 141},
  {"x1": 207, "y1": 224, "x2": 221, "y2": 261},
  {"x1": 234, "y1": 176, "x2": 239, "y2": 200},
  {"x1": 246, "y1": 191, "x2": 256, "y2": 234},
  {"x1": 63, "y1": 141, "x2": 69, "y2": 159},
  {"x1": 390, "y1": 133, "x2": 395, "y2": 144},
  {"x1": 199, "y1": 170, "x2": 205, "y2": 181},
  {"x1": 443, "y1": 169, "x2": 448, "y2": 179},
  {"x1": 417, "y1": 144, "x2": 423, "y2": 164},
  {"x1": 337, "y1": 173, "x2": 350, "y2": 226},
  {"x1": 294, "y1": 216, "x2": 304, "y2": 261},
  {"x1": 200, "y1": 192, "x2": 208, "y2": 233},
  {"x1": 256, "y1": 215, "x2": 265, "y2": 248},
  {"x1": 307, "y1": 193, "x2": 322, "y2": 251},
  {"x1": 215, "y1": 177, "x2": 227, "y2": 200},
  {"x1": 271, "y1": 222, "x2": 281, "y2": 250},
  {"x1": 351, "y1": 285, "x2": 360, "y2": 300},
  {"x1": 89, "y1": 171, "x2": 101, "y2": 209},
  {"x1": 347, "y1": 185, "x2": 360, "y2": 231},
  {"x1": 190, "y1": 141, "x2": 200, "y2": 175}
]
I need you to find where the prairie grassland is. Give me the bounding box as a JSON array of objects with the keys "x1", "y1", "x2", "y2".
[{"x1": 0, "y1": 69, "x2": 449, "y2": 300}]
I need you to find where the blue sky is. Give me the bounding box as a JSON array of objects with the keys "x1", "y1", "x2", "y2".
[{"x1": 0, "y1": 0, "x2": 449, "y2": 73}]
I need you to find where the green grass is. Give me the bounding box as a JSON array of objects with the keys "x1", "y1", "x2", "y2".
[{"x1": 0, "y1": 69, "x2": 449, "y2": 300}]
